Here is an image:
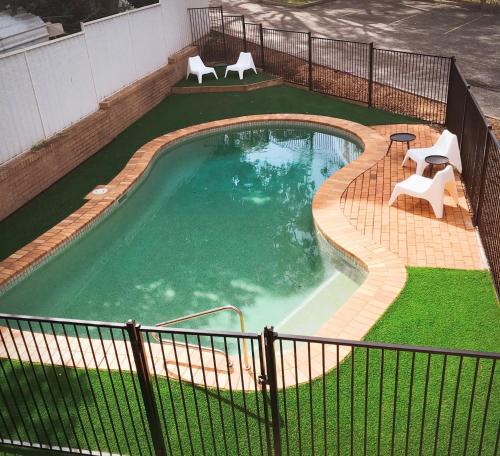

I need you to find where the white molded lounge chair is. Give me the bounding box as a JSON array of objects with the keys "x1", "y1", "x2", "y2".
[
  {"x1": 388, "y1": 165, "x2": 459, "y2": 219},
  {"x1": 224, "y1": 52, "x2": 257, "y2": 80},
  {"x1": 186, "y1": 56, "x2": 217, "y2": 84},
  {"x1": 401, "y1": 129, "x2": 462, "y2": 175}
]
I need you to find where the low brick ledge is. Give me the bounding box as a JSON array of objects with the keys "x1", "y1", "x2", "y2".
[
  {"x1": 0, "y1": 114, "x2": 407, "y2": 389},
  {"x1": 171, "y1": 76, "x2": 283, "y2": 94}
]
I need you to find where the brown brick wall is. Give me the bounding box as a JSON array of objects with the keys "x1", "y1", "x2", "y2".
[{"x1": 0, "y1": 46, "x2": 197, "y2": 222}]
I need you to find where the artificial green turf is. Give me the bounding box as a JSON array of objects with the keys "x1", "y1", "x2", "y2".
[
  {"x1": 176, "y1": 66, "x2": 275, "y2": 86},
  {"x1": 0, "y1": 86, "x2": 420, "y2": 262},
  {"x1": 1, "y1": 268, "x2": 498, "y2": 455}
]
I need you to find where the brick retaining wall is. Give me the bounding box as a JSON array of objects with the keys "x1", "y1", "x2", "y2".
[{"x1": 0, "y1": 46, "x2": 198, "y2": 222}]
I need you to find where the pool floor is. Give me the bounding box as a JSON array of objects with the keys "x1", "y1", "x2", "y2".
[{"x1": 0, "y1": 123, "x2": 365, "y2": 334}]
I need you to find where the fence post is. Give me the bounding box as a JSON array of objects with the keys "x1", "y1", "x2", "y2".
[
  {"x1": 444, "y1": 56, "x2": 456, "y2": 128},
  {"x1": 263, "y1": 327, "x2": 281, "y2": 456},
  {"x1": 259, "y1": 23, "x2": 265, "y2": 70},
  {"x1": 219, "y1": 6, "x2": 228, "y2": 62},
  {"x1": 308, "y1": 31, "x2": 313, "y2": 91},
  {"x1": 126, "y1": 320, "x2": 166, "y2": 456},
  {"x1": 368, "y1": 42, "x2": 374, "y2": 107},
  {"x1": 473, "y1": 125, "x2": 492, "y2": 226},
  {"x1": 242, "y1": 16, "x2": 247, "y2": 52}
]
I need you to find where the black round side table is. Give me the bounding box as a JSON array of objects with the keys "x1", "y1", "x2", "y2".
[
  {"x1": 425, "y1": 155, "x2": 449, "y2": 177},
  {"x1": 386, "y1": 132, "x2": 416, "y2": 156}
]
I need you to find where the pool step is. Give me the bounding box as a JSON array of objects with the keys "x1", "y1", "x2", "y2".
[{"x1": 148, "y1": 340, "x2": 234, "y2": 380}]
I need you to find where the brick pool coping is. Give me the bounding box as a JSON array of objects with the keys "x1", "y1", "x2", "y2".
[{"x1": 0, "y1": 114, "x2": 407, "y2": 389}]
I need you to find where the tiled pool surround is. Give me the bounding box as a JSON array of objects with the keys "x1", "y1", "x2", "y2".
[{"x1": 0, "y1": 114, "x2": 407, "y2": 388}]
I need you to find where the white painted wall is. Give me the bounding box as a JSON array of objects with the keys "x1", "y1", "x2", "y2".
[{"x1": 0, "y1": 0, "x2": 208, "y2": 165}]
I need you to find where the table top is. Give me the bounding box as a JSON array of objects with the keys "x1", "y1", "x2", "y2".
[
  {"x1": 390, "y1": 132, "x2": 416, "y2": 142},
  {"x1": 425, "y1": 155, "x2": 449, "y2": 165}
]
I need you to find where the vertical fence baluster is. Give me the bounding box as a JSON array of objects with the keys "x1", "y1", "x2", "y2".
[
  {"x1": 368, "y1": 42, "x2": 374, "y2": 106},
  {"x1": 308, "y1": 31, "x2": 313, "y2": 91},
  {"x1": 259, "y1": 24, "x2": 265, "y2": 70}
]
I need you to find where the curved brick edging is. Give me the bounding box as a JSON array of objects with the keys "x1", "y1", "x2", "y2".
[
  {"x1": 0, "y1": 114, "x2": 407, "y2": 389},
  {"x1": 171, "y1": 76, "x2": 283, "y2": 94}
]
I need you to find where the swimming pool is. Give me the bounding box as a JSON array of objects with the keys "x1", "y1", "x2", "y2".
[{"x1": 0, "y1": 122, "x2": 365, "y2": 335}]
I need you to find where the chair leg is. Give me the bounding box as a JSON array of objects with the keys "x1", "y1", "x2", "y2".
[
  {"x1": 388, "y1": 187, "x2": 401, "y2": 207},
  {"x1": 415, "y1": 160, "x2": 427, "y2": 176},
  {"x1": 239, "y1": 69, "x2": 244, "y2": 80},
  {"x1": 401, "y1": 150, "x2": 410, "y2": 166},
  {"x1": 212, "y1": 69, "x2": 218, "y2": 80},
  {"x1": 225, "y1": 67, "x2": 229, "y2": 78},
  {"x1": 197, "y1": 73, "x2": 202, "y2": 84},
  {"x1": 252, "y1": 66, "x2": 258, "y2": 74},
  {"x1": 429, "y1": 198, "x2": 444, "y2": 219}
]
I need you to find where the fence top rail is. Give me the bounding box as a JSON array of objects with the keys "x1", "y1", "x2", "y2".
[
  {"x1": 187, "y1": 6, "x2": 222, "y2": 10},
  {"x1": 81, "y1": 2, "x2": 161, "y2": 27},
  {"x1": 370, "y1": 46, "x2": 453, "y2": 60},
  {"x1": 140, "y1": 323, "x2": 260, "y2": 340},
  {"x1": 0, "y1": 31, "x2": 85, "y2": 61},
  {"x1": 277, "y1": 332, "x2": 500, "y2": 359},
  {"x1": 0, "y1": 312, "x2": 127, "y2": 330},
  {"x1": 374, "y1": 47, "x2": 455, "y2": 61},
  {"x1": 311, "y1": 35, "x2": 371, "y2": 46},
  {"x1": 262, "y1": 26, "x2": 309, "y2": 35}
]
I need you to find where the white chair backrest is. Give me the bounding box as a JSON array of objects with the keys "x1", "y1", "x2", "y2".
[
  {"x1": 435, "y1": 129, "x2": 454, "y2": 150},
  {"x1": 429, "y1": 165, "x2": 455, "y2": 194},
  {"x1": 188, "y1": 55, "x2": 205, "y2": 69},
  {"x1": 238, "y1": 52, "x2": 254, "y2": 66}
]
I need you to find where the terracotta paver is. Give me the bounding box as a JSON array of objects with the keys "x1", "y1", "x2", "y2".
[{"x1": 341, "y1": 124, "x2": 485, "y2": 269}]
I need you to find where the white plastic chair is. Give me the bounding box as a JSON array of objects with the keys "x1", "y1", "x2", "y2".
[
  {"x1": 186, "y1": 56, "x2": 217, "y2": 84},
  {"x1": 401, "y1": 129, "x2": 462, "y2": 175},
  {"x1": 224, "y1": 52, "x2": 257, "y2": 80},
  {"x1": 388, "y1": 165, "x2": 459, "y2": 218}
]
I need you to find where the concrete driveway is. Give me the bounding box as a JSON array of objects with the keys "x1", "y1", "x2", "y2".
[{"x1": 217, "y1": 0, "x2": 500, "y2": 118}]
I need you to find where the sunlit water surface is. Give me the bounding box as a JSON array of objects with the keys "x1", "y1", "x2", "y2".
[{"x1": 0, "y1": 124, "x2": 366, "y2": 335}]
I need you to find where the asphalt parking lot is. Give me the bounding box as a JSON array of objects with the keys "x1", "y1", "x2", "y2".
[{"x1": 219, "y1": 0, "x2": 500, "y2": 118}]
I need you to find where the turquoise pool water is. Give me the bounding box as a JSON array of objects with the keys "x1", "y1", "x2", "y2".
[{"x1": 0, "y1": 123, "x2": 365, "y2": 335}]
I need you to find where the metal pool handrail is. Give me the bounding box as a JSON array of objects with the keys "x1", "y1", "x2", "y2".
[{"x1": 154, "y1": 305, "x2": 251, "y2": 370}]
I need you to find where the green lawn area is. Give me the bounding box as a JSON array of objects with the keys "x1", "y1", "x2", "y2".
[
  {"x1": 1, "y1": 268, "x2": 498, "y2": 455},
  {"x1": 0, "y1": 86, "x2": 420, "y2": 262},
  {"x1": 176, "y1": 65, "x2": 275, "y2": 86}
]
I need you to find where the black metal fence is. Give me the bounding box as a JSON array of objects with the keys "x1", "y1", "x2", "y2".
[
  {"x1": 187, "y1": 6, "x2": 500, "y2": 296},
  {"x1": 188, "y1": 7, "x2": 451, "y2": 125},
  {"x1": 1, "y1": 313, "x2": 499, "y2": 455},
  {"x1": 445, "y1": 59, "x2": 500, "y2": 295}
]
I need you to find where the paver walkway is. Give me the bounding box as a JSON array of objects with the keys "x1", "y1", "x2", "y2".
[{"x1": 342, "y1": 123, "x2": 485, "y2": 269}]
